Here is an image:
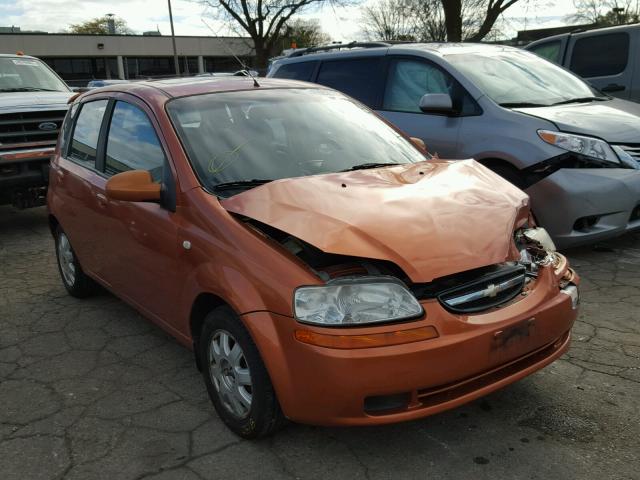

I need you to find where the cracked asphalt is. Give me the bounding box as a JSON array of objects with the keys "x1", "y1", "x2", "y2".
[{"x1": 1, "y1": 205, "x2": 639, "y2": 480}]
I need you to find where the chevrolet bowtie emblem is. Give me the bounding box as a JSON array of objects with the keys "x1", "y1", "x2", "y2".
[{"x1": 485, "y1": 284, "x2": 499, "y2": 298}]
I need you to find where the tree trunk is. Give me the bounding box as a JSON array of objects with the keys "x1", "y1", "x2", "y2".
[
  {"x1": 252, "y1": 38, "x2": 271, "y2": 71},
  {"x1": 441, "y1": 0, "x2": 463, "y2": 41}
]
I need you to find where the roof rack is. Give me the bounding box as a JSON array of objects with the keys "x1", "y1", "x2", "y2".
[{"x1": 287, "y1": 41, "x2": 390, "y2": 58}]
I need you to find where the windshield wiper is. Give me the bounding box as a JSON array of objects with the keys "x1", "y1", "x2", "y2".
[
  {"x1": 499, "y1": 102, "x2": 549, "y2": 108},
  {"x1": 212, "y1": 179, "x2": 273, "y2": 192},
  {"x1": 0, "y1": 87, "x2": 61, "y2": 92},
  {"x1": 550, "y1": 96, "x2": 609, "y2": 106},
  {"x1": 339, "y1": 162, "x2": 401, "y2": 172}
]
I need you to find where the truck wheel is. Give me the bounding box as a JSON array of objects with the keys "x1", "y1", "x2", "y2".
[
  {"x1": 199, "y1": 306, "x2": 285, "y2": 439},
  {"x1": 54, "y1": 227, "x2": 97, "y2": 298}
]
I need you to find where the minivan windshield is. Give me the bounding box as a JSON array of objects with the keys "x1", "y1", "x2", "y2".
[
  {"x1": 0, "y1": 57, "x2": 69, "y2": 92},
  {"x1": 447, "y1": 50, "x2": 602, "y2": 107},
  {"x1": 167, "y1": 88, "x2": 426, "y2": 195}
]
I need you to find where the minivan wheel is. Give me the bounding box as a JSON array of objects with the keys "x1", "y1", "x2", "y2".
[
  {"x1": 199, "y1": 306, "x2": 285, "y2": 439},
  {"x1": 54, "y1": 227, "x2": 96, "y2": 298}
]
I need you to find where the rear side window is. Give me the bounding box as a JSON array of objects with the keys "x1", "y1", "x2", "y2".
[
  {"x1": 105, "y1": 101, "x2": 165, "y2": 182},
  {"x1": 529, "y1": 40, "x2": 562, "y2": 64},
  {"x1": 316, "y1": 57, "x2": 384, "y2": 107},
  {"x1": 59, "y1": 103, "x2": 78, "y2": 155},
  {"x1": 68, "y1": 100, "x2": 108, "y2": 167},
  {"x1": 570, "y1": 33, "x2": 629, "y2": 77},
  {"x1": 272, "y1": 61, "x2": 317, "y2": 81}
]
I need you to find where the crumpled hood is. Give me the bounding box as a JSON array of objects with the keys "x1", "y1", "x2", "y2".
[
  {"x1": 222, "y1": 160, "x2": 529, "y2": 283},
  {"x1": 514, "y1": 98, "x2": 640, "y2": 143},
  {"x1": 0, "y1": 91, "x2": 72, "y2": 113}
]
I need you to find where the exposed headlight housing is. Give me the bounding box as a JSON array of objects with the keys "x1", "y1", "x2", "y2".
[
  {"x1": 522, "y1": 227, "x2": 556, "y2": 252},
  {"x1": 538, "y1": 130, "x2": 619, "y2": 164},
  {"x1": 294, "y1": 276, "x2": 423, "y2": 326}
]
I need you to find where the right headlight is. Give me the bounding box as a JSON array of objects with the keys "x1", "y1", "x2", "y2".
[
  {"x1": 538, "y1": 130, "x2": 620, "y2": 164},
  {"x1": 294, "y1": 276, "x2": 423, "y2": 326}
]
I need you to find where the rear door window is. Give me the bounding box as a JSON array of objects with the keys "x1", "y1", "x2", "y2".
[
  {"x1": 316, "y1": 57, "x2": 384, "y2": 107},
  {"x1": 105, "y1": 101, "x2": 165, "y2": 182},
  {"x1": 570, "y1": 33, "x2": 629, "y2": 77},
  {"x1": 529, "y1": 40, "x2": 562, "y2": 64},
  {"x1": 68, "y1": 100, "x2": 108, "y2": 167},
  {"x1": 272, "y1": 61, "x2": 317, "y2": 81}
]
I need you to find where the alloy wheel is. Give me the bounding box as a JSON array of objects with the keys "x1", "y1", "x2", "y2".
[{"x1": 208, "y1": 329, "x2": 253, "y2": 418}]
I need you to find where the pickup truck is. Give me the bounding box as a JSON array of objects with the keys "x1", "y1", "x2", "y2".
[
  {"x1": 526, "y1": 23, "x2": 640, "y2": 103},
  {"x1": 0, "y1": 54, "x2": 73, "y2": 208}
]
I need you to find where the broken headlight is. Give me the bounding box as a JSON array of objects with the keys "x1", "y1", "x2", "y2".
[{"x1": 294, "y1": 276, "x2": 423, "y2": 326}]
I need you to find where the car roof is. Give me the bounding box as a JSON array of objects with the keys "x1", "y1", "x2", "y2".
[
  {"x1": 0, "y1": 53, "x2": 42, "y2": 59},
  {"x1": 79, "y1": 76, "x2": 325, "y2": 102},
  {"x1": 274, "y1": 42, "x2": 522, "y2": 64}
]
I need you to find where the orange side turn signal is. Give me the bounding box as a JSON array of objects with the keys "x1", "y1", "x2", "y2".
[{"x1": 294, "y1": 326, "x2": 439, "y2": 349}]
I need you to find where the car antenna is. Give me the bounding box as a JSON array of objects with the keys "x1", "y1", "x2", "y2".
[{"x1": 201, "y1": 18, "x2": 260, "y2": 88}]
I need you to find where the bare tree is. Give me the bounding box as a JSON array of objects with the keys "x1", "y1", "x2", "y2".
[
  {"x1": 462, "y1": 0, "x2": 518, "y2": 42},
  {"x1": 361, "y1": 0, "x2": 418, "y2": 41},
  {"x1": 570, "y1": 0, "x2": 640, "y2": 26},
  {"x1": 202, "y1": 1, "x2": 357, "y2": 69},
  {"x1": 361, "y1": 0, "x2": 520, "y2": 42}
]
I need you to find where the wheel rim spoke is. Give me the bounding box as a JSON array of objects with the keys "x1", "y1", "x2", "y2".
[
  {"x1": 235, "y1": 368, "x2": 251, "y2": 386},
  {"x1": 208, "y1": 329, "x2": 253, "y2": 419}
]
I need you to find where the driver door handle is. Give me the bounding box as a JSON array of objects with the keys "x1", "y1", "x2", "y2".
[{"x1": 601, "y1": 83, "x2": 625, "y2": 93}]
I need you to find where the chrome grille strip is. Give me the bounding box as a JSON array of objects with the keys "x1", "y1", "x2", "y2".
[{"x1": 444, "y1": 275, "x2": 524, "y2": 307}]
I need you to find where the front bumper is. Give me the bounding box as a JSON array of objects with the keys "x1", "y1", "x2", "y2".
[
  {"x1": 525, "y1": 168, "x2": 640, "y2": 249},
  {"x1": 0, "y1": 146, "x2": 54, "y2": 190},
  {"x1": 241, "y1": 267, "x2": 578, "y2": 426}
]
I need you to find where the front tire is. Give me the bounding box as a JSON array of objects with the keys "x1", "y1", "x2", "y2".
[
  {"x1": 54, "y1": 227, "x2": 97, "y2": 298},
  {"x1": 199, "y1": 306, "x2": 284, "y2": 439}
]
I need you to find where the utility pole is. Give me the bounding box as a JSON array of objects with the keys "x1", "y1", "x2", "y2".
[{"x1": 168, "y1": 0, "x2": 180, "y2": 75}]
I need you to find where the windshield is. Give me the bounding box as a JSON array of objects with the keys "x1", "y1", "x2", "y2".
[
  {"x1": 447, "y1": 50, "x2": 599, "y2": 107},
  {"x1": 0, "y1": 57, "x2": 69, "y2": 92},
  {"x1": 167, "y1": 88, "x2": 426, "y2": 195}
]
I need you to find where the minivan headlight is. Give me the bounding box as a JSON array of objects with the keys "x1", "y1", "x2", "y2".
[
  {"x1": 294, "y1": 277, "x2": 423, "y2": 326},
  {"x1": 538, "y1": 130, "x2": 619, "y2": 164}
]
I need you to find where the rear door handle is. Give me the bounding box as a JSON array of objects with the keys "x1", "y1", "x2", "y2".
[
  {"x1": 96, "y1": 193, "x2": 108, "y2": 207},
  {"x1": 601, "y1": 83, "x2": 625, "y2": 93}
]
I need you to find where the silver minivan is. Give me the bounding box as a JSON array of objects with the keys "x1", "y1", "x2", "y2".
[{"x1": 268, "y1": 43, "x2": 640, "y2": 249}]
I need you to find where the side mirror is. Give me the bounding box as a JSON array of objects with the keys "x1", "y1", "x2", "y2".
[
  {"x1": 419, "y1": 93, "x2": 455, "y2": 114},
  {"x1": 105, "y1": 170, "x2": 161, "y2": 202},
  {"x1": 410, "y1": 137, "x2": 427, "y2": 151}
]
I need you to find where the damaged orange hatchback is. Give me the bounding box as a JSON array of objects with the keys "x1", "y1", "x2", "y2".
[{"x1": 48, "y1": 77, "x2": 580, "y2": 438}]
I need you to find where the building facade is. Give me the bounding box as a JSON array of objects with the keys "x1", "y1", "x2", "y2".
[{"x1": 0, "y1": 33, "x2": 255, "y2": 86}]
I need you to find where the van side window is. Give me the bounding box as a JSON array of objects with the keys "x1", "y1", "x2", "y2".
[
  {"x1": 570, "y1": 33, "x2": 629, "y2": 77},
  {"x1": 272, "y1": 61, "x2": 317, "y2": 81},
  {"x1": 383, "y1": 58, "x2": 477, "y2": 115},
  {"x1": 105, "y1": 101, "x2": 165, "y2": 182},
  {"x1": 529, "y1": 40, "x2": 562, "y2": 64},
  {"x1": 316, "y1": 57, "x2": 384, "y2": 107},
  {"x1": 68, "y1": 100, "x2": 108, "y2": 167}
]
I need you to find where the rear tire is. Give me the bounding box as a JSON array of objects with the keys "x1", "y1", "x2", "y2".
[
  {"x1": 199, "y1": 306, "x2": 285, "y2": 439},
  {"x1": 54, "y1": 227, "x2": 97, "y2": 298}
]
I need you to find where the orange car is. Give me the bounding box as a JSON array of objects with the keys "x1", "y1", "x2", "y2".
[{"x1": 47, "y1": 77, "x2": 580, "y2": 438}]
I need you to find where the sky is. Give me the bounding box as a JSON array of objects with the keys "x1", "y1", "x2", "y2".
[{"x1": 0, "y1": 0, "x2": 580, "y2": 42}]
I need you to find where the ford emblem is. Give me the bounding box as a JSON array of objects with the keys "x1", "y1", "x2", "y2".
[{"x1": 38, "y1": 122, "x2": 57, "y2": 131}]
